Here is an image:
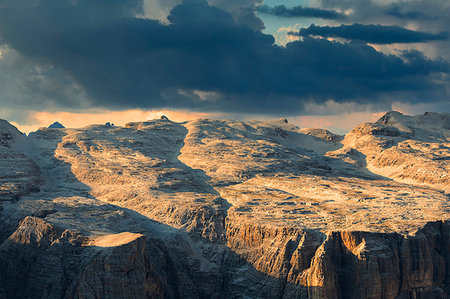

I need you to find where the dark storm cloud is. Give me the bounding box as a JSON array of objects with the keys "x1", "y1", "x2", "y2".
[
  {"x1": 257, "y1": 5, "x2": 344, "y2": 20},
  {"x1": 385, "y1": 6, "x2": 431, "y2": 20},
  {"x1": 0, "y1": 0, "x2": 448, "y2": 114},
  {"x1": 319, "y1": 0, "x2": 449, "y2": 25},
  {"x1": 209, "y1": 0, "x2": 264, "y2": 31},
  {"x1": 146, "y1": 0, "x2": 264, "y2": 31},
  {"x1": 292, "y1": 23, "x2": 448, "y2": 44},
  {"x1": 317, "y1": 0, "x2": 450, "y2": 59}
]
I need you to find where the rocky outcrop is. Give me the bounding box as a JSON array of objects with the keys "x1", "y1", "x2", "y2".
[
  {"x1": 68, "y1": 233, "x2": 163, "y2": 299},
  {"x1": 0, "y1": 113, "x2": 448, "y2": 298},
  {"x1": 49, "y1": 122, "x2": 65, "y2": 129},
  {"x1": 343, "y1": 111, "x2": 450, "y2": 191},
  {"x1": 1, "y1": 216, "x2": 448, "y2": 298},
  {"x1": 0, "y1": 217, "x2": 174, "y2": 299},
  {"x1": 299, "y1": 128, "x2": 344, "y2": 143},
  {"x1": 0, "y1": 120, "x2": 41, "y2": 202},
  {"x1": 225, "y1": 219, "x2": 450, "y2": 298},
  {"x1": 0, "y1": 216, "x2": 87, "y2": 298}
]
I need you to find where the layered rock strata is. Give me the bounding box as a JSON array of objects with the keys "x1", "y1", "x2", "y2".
[{"x1": 0, "y1": 112, "x2": 448, "y2": 298}]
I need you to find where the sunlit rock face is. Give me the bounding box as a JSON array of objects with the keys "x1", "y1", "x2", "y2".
[
  {"x1": 343, "y1": 111, "x2": 450, "y2": 192},
  {"x1": 0, "y1": 112, "x2": 449, "y2": 298}
]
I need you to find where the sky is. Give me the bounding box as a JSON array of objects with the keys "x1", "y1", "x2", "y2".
[{"x1": 0, "y1": 0, "x2": 449, "y2": 134}]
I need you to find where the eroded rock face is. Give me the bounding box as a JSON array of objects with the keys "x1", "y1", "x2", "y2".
[
  {"x1": 0, "y1": 217, "x2": 173, "y2": 299},
  {"x1": 0, "y1": 216, "x2": 86, "y2": 298},
  {"x1": 0, "y1": 113, "x2": 449, "y2": 298},
  {"x1": 69, "y1": 233, "x2": 159, "y2": 299},
  {"x1": 343, "y1": 111, "x2": 450, "y2": 192},
  {"x1": 0, "y1": 120, "x2": 41, "y2": 202},
  {"x1": 224, "y1": 219, "x2": 449, "y2": 298}
]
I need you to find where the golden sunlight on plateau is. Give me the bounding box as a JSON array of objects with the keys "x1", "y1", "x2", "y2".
[{"x1": 0, "y1": 0, "x2": 449, "y2": 297}]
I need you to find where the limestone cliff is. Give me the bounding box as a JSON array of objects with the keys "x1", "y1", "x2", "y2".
[{"x1": 0, "y1": 112, "x2": 448, "y2": 298}]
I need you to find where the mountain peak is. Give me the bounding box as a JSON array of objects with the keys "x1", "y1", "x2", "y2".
[
  {"x1": 48, "y1": 122, "x2": 65, "y2": 129},
  {"x1": 375, "y1": 111, "x2": 404, "y2": 126}
]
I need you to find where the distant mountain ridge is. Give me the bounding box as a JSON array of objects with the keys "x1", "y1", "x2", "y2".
[
  {"x1": 0, "y1": 111, "x2": 449, "y2": 298},
  {"x1": 48, "y1": 121, "x2": 65, "y2": 129}
]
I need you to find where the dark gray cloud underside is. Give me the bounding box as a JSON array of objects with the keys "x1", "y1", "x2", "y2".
[
  {"x1": 319, "y1": 0, "x2": 450, "y2": 27},
  {"x1": 292, "y1": 23, "x2": 448, "y2": 44},
  {"x1": 0, "y1": 0, "x2": 448, "y2": 115},
  {"x1": 257, "y1": 5, "x2": 344, "y2": 19},
  {"x1": 385, "y1": 6, "x2": 431, "y2": 20}
]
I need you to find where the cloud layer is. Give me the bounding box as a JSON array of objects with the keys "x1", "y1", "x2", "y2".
[
  {"x1": 292, "y1": 24, "x2": 448, "y2": 44},
  {"x1": 0, "y1": 0, "x2": 448, "y2": 116},
  {"x1": 257, "y1": 5, "x2": 344, "y2": 20}
]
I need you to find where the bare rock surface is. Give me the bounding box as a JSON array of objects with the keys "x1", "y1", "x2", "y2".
[
  {"x1": 0, "y1": 120, "x2": 41, "y2": 202},
  {"x1": 180, "y1": 118, "x2": 448, "y2": 234},
  {"x1": 0, "y1": 112, "x2": 449, "y2": 298},
  {"x1": 343, "y1": 111, "x2": 450, "y2": 191}
]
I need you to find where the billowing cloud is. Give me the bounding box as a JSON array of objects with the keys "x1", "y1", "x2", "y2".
[
  {"x1": 257, "y1": 5, "x2": 345, "y2": 20},
  {"x1": 142, "y1": 0, "x2": 181, "y2": 23},
  {"x1": 318, "y1": 0, "x2": 450, "y2": 32},
  {"x1": 0, "y1": 46, "x2": 89, "y2": 112},
  {"x1": 317, "y1": 0, "x2": 450, "y2": 59},
  {"x1": 144, "y1": 0, "x2": 263, "y2": 30},
  {"x1": 320, "y1": 0, "x2": 448, "y2": 18},
  {"x1": 208, "y1": 0, "x2": 264, "y2": 31},
  {"x1": 0, "y1": 0, "x2": 448, "y2": 116},
  {"x1": 292, "y1": 23, "x2": 448, "y2": 44}
]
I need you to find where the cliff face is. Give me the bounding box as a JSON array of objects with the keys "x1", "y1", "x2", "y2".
[
  {"x1": 0, "y1": 217, "x2": 182, "y2": 299},
  {"x1": 0, "y1": 120, "x2": 41, "y2": 202},
  {"x1": 0, "y1": 218, "x2": 448, "y2": 298},
  {"x1": 224, "y1": 219, "x2": 449, "y2": 298},
  {"x1": 0, "y1": 112, "x2": 449, "y2": 298}
]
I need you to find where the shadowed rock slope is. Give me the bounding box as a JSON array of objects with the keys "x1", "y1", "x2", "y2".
[{"x1": 0, "y1": 112, "x2": 449, "y2": 298}]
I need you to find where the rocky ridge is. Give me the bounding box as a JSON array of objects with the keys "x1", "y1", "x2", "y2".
[
  {"x1": 0, "y1": 111, "x2": 449, "y2": 298},
  {"x1": 343, "y1": 111, "x2": 450, "y2": 191}
]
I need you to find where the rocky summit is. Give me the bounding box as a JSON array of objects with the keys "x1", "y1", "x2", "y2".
[{"x1": 0, "y1": 112, "x2": 449, "y2": 298}]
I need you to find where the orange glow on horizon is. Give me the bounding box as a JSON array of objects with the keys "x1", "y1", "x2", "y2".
[
  {"x1": 12, "y1": 109, "x2": 220, "y2": 134},
  {"x1": 11, "y1": 109, "x2": 388, "y2": 136},
  {"x1": 292, "y1": 111, "x2": 385, "y2": 134}
]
